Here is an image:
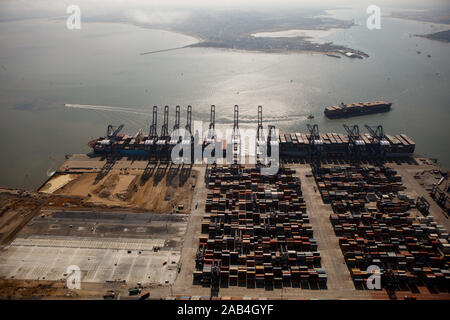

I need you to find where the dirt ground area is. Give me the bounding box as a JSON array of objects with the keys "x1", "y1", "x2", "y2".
[
  {"x1": 0, "y1": 192, "x2": 43, "y2": 245},
  {"x1": 0, "y1": 278, "x2": 175, "y2": 300},
  {"x1": 0, "y1": 189, "x2": 95, "y2": 245},
  {"x1": 410, "y1": 166, "x2": 448, "y2": 190},
  {"x1": 0, "y1": 279, "x2": 87, "y2": 299},
  {"x1": 48, "y1": 168, "x2": 198, "y2": 213},
  {"x1": 0, "y1": 279, "x2": 122, "y2": 299},
  {"x1": 371, "y1": 287, "x2": 450, "y2": 300}
]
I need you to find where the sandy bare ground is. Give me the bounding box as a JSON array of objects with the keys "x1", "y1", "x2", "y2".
[
  {"x1": 0, "y1": 279, "x2": 124, "y2": 300},
  {"x1": 0, "y1": 196, "x2": 43, "y2": 245},
  {"x1": 53, "y1": 169, "x2": 198, "y2": 213},
  {"x1": 39, "y1": 174, "x2": 78, "y2": 194}
]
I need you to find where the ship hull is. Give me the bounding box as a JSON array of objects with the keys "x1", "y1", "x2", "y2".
[
  {"x1": 93, "y1": 148, "x2": 148, "y2": 156},
  {"x1": 119, "y1": 149, "x2": 148, "y2": 156}
]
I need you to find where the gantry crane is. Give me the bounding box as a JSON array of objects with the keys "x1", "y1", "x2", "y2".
[
  {"x1": 232, "y1": 105, "x2": 241, "y2": 164},
  {"x1": 205, "y1": 105, "x2": 216, "y2": 143},
  {"x1": 343, "y1": 124, "x2": 365, "y2": 162},
  {"x1": 256, "y1": 106, "x2": 267, "y2": 164},
  {"x1": 169, "y1": 105, "x2": 181, "y2": 146},
  {"x1": 365, "y1": 125, "x2": 390, "y2": 161},
  {"x1": 106, "y1": 124, "x2": 124, "y2": 140},
  {"x1": 101, "y1": 124, "x2": 124, "y2": 153},
  {"x1": 264, "y1": 124, "x2": 281, "y2": 172},
  {"x1": 307, "y1": 124, "x2": 323, "y2": 164},
  {"x1": 146, "y1": 106, "x2": 158, "y2": 144},
  {"x1": 203, "y1": 105, "x2": 217, "y2": 163},
  {"x1": 144, "y1": 106, "x2": 158, "y2": 161},
  {"x1": 156, "y1": 105, "x2": 170, "y2": 160},
  {"x1": 431, "y1": 184, "x2": 450, "y2": 214},
  {"x1": 181, "y1": 105, "x2": 193, "y2": 162},
  {"x1": 267, "y1": 125, "x2": 278, "y2": 157},
  {"x1": 174, "y1": 105, "x2": 180, "y2": 132},
  {"x1": 257, "y1": 106, "x2": 263, "y2": 142},
  {"x1": 160, "y1": 105, "x2": 169, "y2": 141},
  {"x1": 210, "y1": 105, "x2": 216, "y2": 131},
  {"x1": 185, "y1": 105, "x2": 192, "y2": 136}
]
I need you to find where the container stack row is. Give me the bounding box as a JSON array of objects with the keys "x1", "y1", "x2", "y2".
[
  {"x1": 194, "y1": 165, "x2": 327, "y2": 288},
  {"x1": 313, "y1": 165, "x2": 450, "y2": 290}
]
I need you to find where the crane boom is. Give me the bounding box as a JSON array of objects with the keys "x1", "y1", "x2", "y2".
[
  {"x1": 306, "y1": 124, "x2": 320, "y2": 141},
  {"x1": 343, "y1": 124, "x2": 360, "y2": 138},
  {"x1": 257, "y1": 105, "x2": 263, "y2": 141},
  {"x1": 185, "y1": 105, "x2": 192, "y2": 135},
  {"x1": 107, "y1": 124, "x2": 124, "y2": 139},
  {"x1": 173, "y1": 105, "x2": 180, "y2": 131},
  {"x1": 365, "y1": 125, "x2": 385, "y2": 142},
  {"x1": 161, "y1": 105, "x2": 169, "y2": 138},
  {"x1": 209, "y1": 105, "x2": 215, "y2": 130},
  {"x1": 149, "y1": 106, "x2": 158, "y2": 138}
]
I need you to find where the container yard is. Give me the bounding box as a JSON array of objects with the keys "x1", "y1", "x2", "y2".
[
  {"x1": 0, "y1": 105, "x2": 448, "y2": 300},
  {"x1": 313, "y1": 165, "x2": 450, "y2": 295},
  {"x1": 194, "y1": 165, "x2": 326, "y2": 290}
]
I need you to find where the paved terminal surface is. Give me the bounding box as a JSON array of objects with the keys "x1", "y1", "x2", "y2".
[
  {"x1": 172, "y1": 166, "x2": 207, "y2": 296},
  {"x1": 0, "y1": 211, "x2": 187, "y2": 286},
  {"x1": 387, "y1": 163, "x2": 449, "y2": 231},
  {"x1": 295, "y1": 166, "x2": 370, "y2": 298}
]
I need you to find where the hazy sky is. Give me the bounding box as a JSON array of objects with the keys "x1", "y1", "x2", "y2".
[{"x1": 1, "y1": 0, "x2": 449, "y2": 23}]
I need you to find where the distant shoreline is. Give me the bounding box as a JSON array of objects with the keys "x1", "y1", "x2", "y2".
[
  {"x1": 185, "y1": 44, "x2": 368, "y2": 60},
  {"x1": 414, "y1": 30, "x2": 450, "y2": 43},
  {"x1": 386, "y1": 12, "x2": 450, "y2": 26},
  {"x1": 132, "y1": 9, "x2": 369, "y2": 59}
]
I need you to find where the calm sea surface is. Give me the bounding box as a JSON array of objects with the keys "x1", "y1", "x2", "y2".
[{"x1": 0, "y1": 7, "x2": 449, "y2": 189}]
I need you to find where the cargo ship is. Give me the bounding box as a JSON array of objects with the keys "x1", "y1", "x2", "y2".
[
  {"x1": 324, "y1": 101, "x2": 392, "y2": 119},
  {"x1": 89, "y1": 131, "x2": 163, "y2": 157},
  {"x1": 279, "y1": 132, "x2": 415, "y2": 158}
]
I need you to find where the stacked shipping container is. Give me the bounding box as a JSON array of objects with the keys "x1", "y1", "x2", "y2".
[
  {"x1": 313, "y1": 166, "x2": 450, "y2": 290},
  {"x1": 194, "y1": 165, "x2": 327, "y2": 288}
]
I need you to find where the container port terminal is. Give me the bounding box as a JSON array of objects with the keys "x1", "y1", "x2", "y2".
[
  {"x1": 89, "y1": 104, "x2": 414, "y2": 161},
  {"x1": 0, "y1": 105, "x2": 448, "y2": 300}
]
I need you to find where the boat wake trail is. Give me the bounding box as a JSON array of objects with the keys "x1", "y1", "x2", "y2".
[
  {"x1": 65, "y1": 104, "x2": 312, "y2": 124},
  {"x1": 64, "y1": 104, "x2": 151, "y2": 116},
  {"x1": 217, "y1": 114, "x2": 313, "y2": 124}
]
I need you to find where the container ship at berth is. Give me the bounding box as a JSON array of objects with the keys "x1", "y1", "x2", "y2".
[
  {"x1": 324, "y1": 101, "x2": 392, "y2": 119},
  {"x1": 279, "y1": 131, "x2": 415, "y2": 158},
  {"x1": 89, "y1": 105, "x2": 415, "y2": 159}
]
